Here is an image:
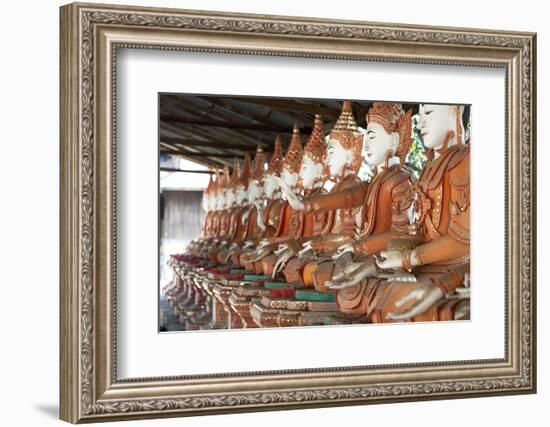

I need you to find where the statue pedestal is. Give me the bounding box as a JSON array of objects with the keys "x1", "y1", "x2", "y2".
[
  {"x1": 228, "y1": 282, "x2": 272, "y2": 328},
  {"x1": 250, "y1": 289, "x2": 342, "y2": 328},
  {"x1": 212, "y1": 281, "x2": 243, "y2": 329},
  {"x1": 198, "y1": 278, "x2": 228, "y2": 329}
]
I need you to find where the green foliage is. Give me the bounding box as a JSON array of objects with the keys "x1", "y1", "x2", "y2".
[{"x1": 404, "y1": 114, "x2": 428, "y2": 181}]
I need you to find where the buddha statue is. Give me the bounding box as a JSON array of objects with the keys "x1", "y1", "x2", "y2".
[
  {"x1": 369, "y1": 103, "x2": 470, "y2": 322},
  {"x1": 268, "y1": 114, "x2": 332, "y2": 279},
  {"x1": 313, "y1": 103, "x2": 418, "y2": 318},
  {"x1": 235, "y1": 145, "x2": 268, "y2": 270},
  {"x1": 221, "y1": 153, "x2": 253, "y2": 264},
  {"x1": 201, "y1": 173, "x2": 214, "y2": 238},
  {"x1": 216, "y1": 158, "x2": 246, "y2": 264},
  {"x1": 279, "y1": 101, "x2": 367, "y2": 287},
  {"x1": 217, "y1": 165, "x2": 232, "y2": 239},
  {"x1": 242, "y1": 124, "x2": 304, "y2": 272}
]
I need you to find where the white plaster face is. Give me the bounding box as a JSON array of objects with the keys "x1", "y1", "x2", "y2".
[
  {"x1": 263, "y1": 173, "x2": 280, "y2": 199},
  {"x1": 220, "y1": 190, "x2": 227, "y2": 209},
  {"x1": 281, "y1": 167, "x2": 299, "y2": 189},
  {"x1": 248, "y1": 181, "x2": 262, "y2": 203},
  {"x1": 326, "y1": 138, "x2": 351, "y2": 177},
  {"x1": 364, "y1": 122, "x2": 399, "y2": 167},
  {"x1": 235, "y1": 184, "x2": 247, "y2": 205},
  {"x1": 299, "y1": 155, "x2": 323, "y2": 189},
  {"x1": 211, "y1": 191, "x2": 220, "y2": 210},
  {"x1": 418, "y1": 104, "x2": 456, "y2": 149},
  {"x1": 225, "y1": 188, "x2": 236, "y2": 207},
  {"x1": 202, "y1": 192, "x2": 211, "y2": 212}
]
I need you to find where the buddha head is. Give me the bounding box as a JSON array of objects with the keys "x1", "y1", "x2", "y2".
[
  {"x1": 326, "y1": 101, "x2": 363, "y2": 178},
  {"x1": 236, "y1": 153, "x2": 251, "y2": 205},
  {"x1": 202, "y1": 174, "x2": 214, "y2": 211},
  {"x1": 211, "y1": 169, "x2": 223, "y2": 211},
  {"x1": 249, "y1": 145, "x2": 265, "y2": 203},
  {"x1": 264, "y1": 134, "x2": 284, "y2": 199},
  {"x1": 364, "y1": 103, "x2": 407, "y2": 167},
  {"x1": 219, "y1": 166, "x2": 231, "y2": 209},
  {"x1": 418, "y1": 104, "x2": 465, "y2": 149},
  {"x1": 281, "y1": 122, "x2": 303, "y2": 189},
  {"x1": 300, "y1": 114, "x2": 326, "y2": 190},
  {"x1": 226, "y1": 158, "x2": 241, "y2": 207}
]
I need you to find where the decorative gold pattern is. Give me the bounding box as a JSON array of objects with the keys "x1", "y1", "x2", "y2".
[
  {"x1": 59, "y1": 4, "x2": 535, "y2": 423},
  {"x1": 240, "y1": 152, "x2": 252, "y2": 189},
  {"x1": 283, "y1": 122, "x2": 303, "y2": 174},
  {"x1": 304, "y1": 114, "x2": 326, "y2": 164},
  {"x1": 267, "y1": 134, "x2": 284, "y2": 175},
  {"x1": 367, "y1": 102, "x2": 404, "y2": 134},
  {"x1": 251, "y1": 145, "x2": 266, "y2": 184}
]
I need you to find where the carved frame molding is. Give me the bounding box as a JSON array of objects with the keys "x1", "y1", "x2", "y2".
[{"x1": 60, "y1": 2, "x2": 536, "y2": 423}]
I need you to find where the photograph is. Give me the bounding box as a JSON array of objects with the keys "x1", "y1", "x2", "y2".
[
  {"x1": 57, "y1": 2, "x2": 536, "y2": 422},
  {"x1": 160, "y1": 95, "x2": 471, "y2": 331}
]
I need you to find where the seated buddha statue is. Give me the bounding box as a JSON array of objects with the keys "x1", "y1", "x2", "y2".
[
  {"x1": 364, "y1": 103, "x2": 470, "y2": 322},
  {"x1": 265, "y1": 114, "x2": 333, "y2": 278},
  {"x1": 311, "y1": 103, "x2": 420, "y2": 317},
  {"x1": 195, "y1": 169, "x2": 223, "y2": 258},
  {"x1": 216, "y1": 157, "x2": 247, "y2": 264},
  {"x1": 242, "y1": 123, "x2": 305, "y2": 271},
  {"x1": 232, "y1": 145, "x2": 269, "y2": 270},
  {"x1": 204, "y1": 166, "x2": 233, "y2": 263},
  {"x1": 279, "y1": 101, "x2": 367, "y2": 287},
  {"x1": 220, "y1": 152, "x2": 253, "y2": 262},
  {"x1": 217, "y1": 165, "x2": 233, "y2": 239},
  {"x1": 241, "y1": 132, "x2": 288, "y2": 263}
]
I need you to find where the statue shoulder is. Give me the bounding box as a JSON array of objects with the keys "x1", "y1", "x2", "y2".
[{"x1": 448, "y1": 144, "x2": 470, "y2": 177}]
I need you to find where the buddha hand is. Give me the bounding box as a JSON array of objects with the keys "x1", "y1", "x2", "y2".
[
  {"x1": 272, "y1": 246, "x2": 294, "y2": 278},
  {"x1": 375, "y1": 250, "x2": 404, "y2": 270},
  {"x1": 221, "y1": 243, "x2": 240, "y2": 263},
  {"x1": 257, "y1": 239, "x2": 271, "y2": 249},
  {"x1": 298, "y1": 241, "x2": 314, "y2": 259},
  {"x1": 332, "y1": 243, "x2": 354, "y2": 261},
  {"x1": 276, "y1": 176, "x2": 305, "y2": 210},
  {"x1": 386, "y1": 281, "x2": 444, "y2": 321},
  {"x1": 326, "y1": 258, "x2": 376, "y2": 290},
  {"x1": 287, "y1": 192, "x2": 305, "y2": 211},
  {"x1": 244, "y1": 247, "x2": 267, "y2": 263},
  {"x1": 274, "y1": 243, "x2": 289, "y2": 256},
  {"x1": 242, "y1": 240, "x2": 254, "y2": 250}
]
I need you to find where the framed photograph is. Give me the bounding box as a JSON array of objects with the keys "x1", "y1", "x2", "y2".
[{"x1": 60, "y1": 2, "x2": 537, "y2": 423}]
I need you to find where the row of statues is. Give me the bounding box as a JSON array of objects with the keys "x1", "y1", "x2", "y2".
[{"x1": 164, "y1": 100, "x2": 470, "y2": 330}]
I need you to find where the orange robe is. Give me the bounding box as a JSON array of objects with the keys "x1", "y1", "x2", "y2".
[
  {"x1": 359, "y1": 144, "x2": 471, "y2": 323},
  {"x1": 282, "y1": 175, "x2": 367, "y2": 286}
]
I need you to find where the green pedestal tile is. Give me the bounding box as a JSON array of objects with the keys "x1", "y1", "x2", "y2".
[
  {"x1": 295, "y1": 289, "x2": 336, "y2": 302},
  {"x1": 243, "y1": 274, "x2": 270, "y2": 281},
  {"x1": 263, "y1": 281, "x2": 288, "y2": 289}
]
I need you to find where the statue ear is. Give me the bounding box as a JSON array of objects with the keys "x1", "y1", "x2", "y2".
[
  {"x1": 345, "y1": 147, "x2": 354, "y2": 165},
  {"x1": 391, "y1": 132, "x2": 399, "y2": 153}
]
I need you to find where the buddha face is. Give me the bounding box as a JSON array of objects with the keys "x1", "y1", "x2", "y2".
[
  {"x1": 281, "y1": 167, "x2": 299, "y2": 189},
  {"x1": 225, "y1": 188, "x2": 236, "y2": 207},
  {"x1": 201, "y1": 192, "x2": 209, "y2": 211},
  {"x1": 248, "y1": 181, "x2": 262, "y2": 203},
  {"x1": 263, "y1": 173, "x2": 280, "y2": 199},
  {"x1": 210, "y1": 191, "x2": 220, "y2": 211},
  {"x1": 218, "y1": 190, "x2": 228, "y2": 210},
  {"x1": 235, "y1": 184, "x2": 247, "y2": 205},
  {"x1": 299, "y1": 155, "x2": 323, "y2": 189},
  {"x1": 326, "y1": 138, "x2": 351, "y2": 177},
  {"x1": 418, "y1": 104, "x2": 459, "y2": 149},
  {"x1": 364, "y1": 122, "x2": 399, "y2": 167}
]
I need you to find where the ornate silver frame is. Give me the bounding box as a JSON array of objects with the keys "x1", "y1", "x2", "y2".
[{"x1": 59, "y1": 2, "x2": 536, "y2": 423}]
